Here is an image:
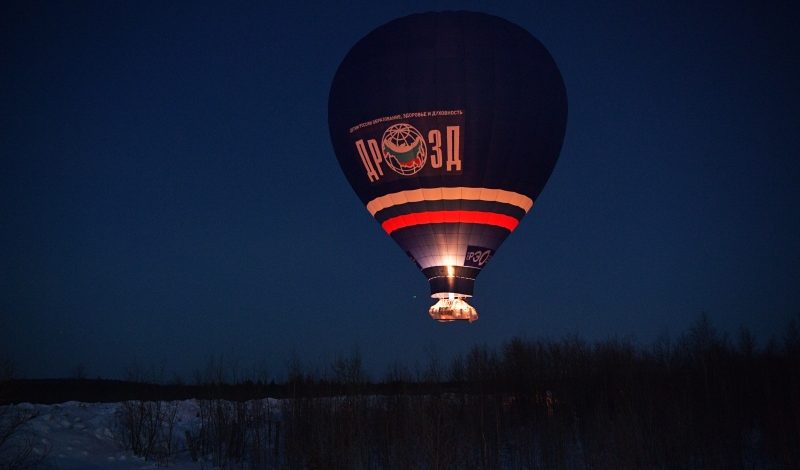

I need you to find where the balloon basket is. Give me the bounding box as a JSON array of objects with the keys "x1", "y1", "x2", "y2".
[{"x1": 429, "y1": 298, "x2": 478, "y2": 323}]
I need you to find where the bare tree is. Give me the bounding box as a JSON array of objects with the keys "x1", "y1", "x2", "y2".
[{"x1": 113, "y1": 400, "x2": 178, "y2": 465}]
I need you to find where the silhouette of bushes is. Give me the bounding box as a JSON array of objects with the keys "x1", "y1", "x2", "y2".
[
  {"x1": 276, "y1": 315, "x2": 799, "y2": 469},
  {"x1": 113, "y1": 400, "x2": 178, "y2": 465},
  {"x1": 5, "y1": 315, "x2": 800, "y2": 468},
  {"x1": 0, "y1": 360, "x2": 49, "y2": 469},
  {"x1": 0, "y1": 405, "x2": 48, "y2": 470},
  {"x1": 184, "y1": 399, "x2": 280, "y2": 468}
]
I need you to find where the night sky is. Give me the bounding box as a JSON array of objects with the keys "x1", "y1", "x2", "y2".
[{"x1": 2, "y1": 1, "x2": 798, "y2": 381}]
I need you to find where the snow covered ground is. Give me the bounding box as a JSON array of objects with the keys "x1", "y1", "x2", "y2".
[{"x1": 1, "y1": 399, "x2": 260, "y2": 469}]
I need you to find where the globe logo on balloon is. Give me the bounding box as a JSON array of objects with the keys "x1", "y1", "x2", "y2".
[{"x1": 381, "y1": 123, "x2": 427, "y2": 176}]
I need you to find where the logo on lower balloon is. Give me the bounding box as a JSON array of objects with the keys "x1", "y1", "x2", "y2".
[
  {"x1": 464, "y1": 246, "x2": 494, "y2": 268},
  {"x1": 382, "y1": 123, "x2": 427, "y2": 176}
]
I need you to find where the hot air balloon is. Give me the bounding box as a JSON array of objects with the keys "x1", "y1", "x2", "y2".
[{"x1": 328, "y1": 12, "x2": 567, "y2": 322}]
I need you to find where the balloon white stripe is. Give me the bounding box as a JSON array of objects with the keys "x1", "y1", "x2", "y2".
[{"x1": 366, "y1": 187, "x2": 534, "y2": 216}]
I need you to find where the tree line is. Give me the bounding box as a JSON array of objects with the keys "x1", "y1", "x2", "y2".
[{"x1": 2, "y1": 314, "x2": 799, "y2": 468}]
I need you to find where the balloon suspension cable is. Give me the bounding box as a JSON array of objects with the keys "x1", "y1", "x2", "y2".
[{"x1": 429, "y1": 296, "x2": 478, "y2": 323}]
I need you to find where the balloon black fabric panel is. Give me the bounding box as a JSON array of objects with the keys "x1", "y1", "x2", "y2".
[
  {"x1": 328, "y1": 11, "x2": 567, "y2": 205},
  {"x1": 329, "y1": 11, "x2": 567, "y2": 301}
]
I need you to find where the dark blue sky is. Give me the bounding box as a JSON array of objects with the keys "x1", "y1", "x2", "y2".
[{"x1": 2, "y1": 1, "x2": 798, "y2": 380}]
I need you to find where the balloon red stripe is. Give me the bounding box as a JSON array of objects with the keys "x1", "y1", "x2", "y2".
[{"x1": 381, "y1": 211, "x2": 519, "y2": 235}]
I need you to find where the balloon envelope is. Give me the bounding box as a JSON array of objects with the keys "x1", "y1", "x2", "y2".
[{"x1": 328, "y1": 11, "x2": 567, "y2": 321}]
